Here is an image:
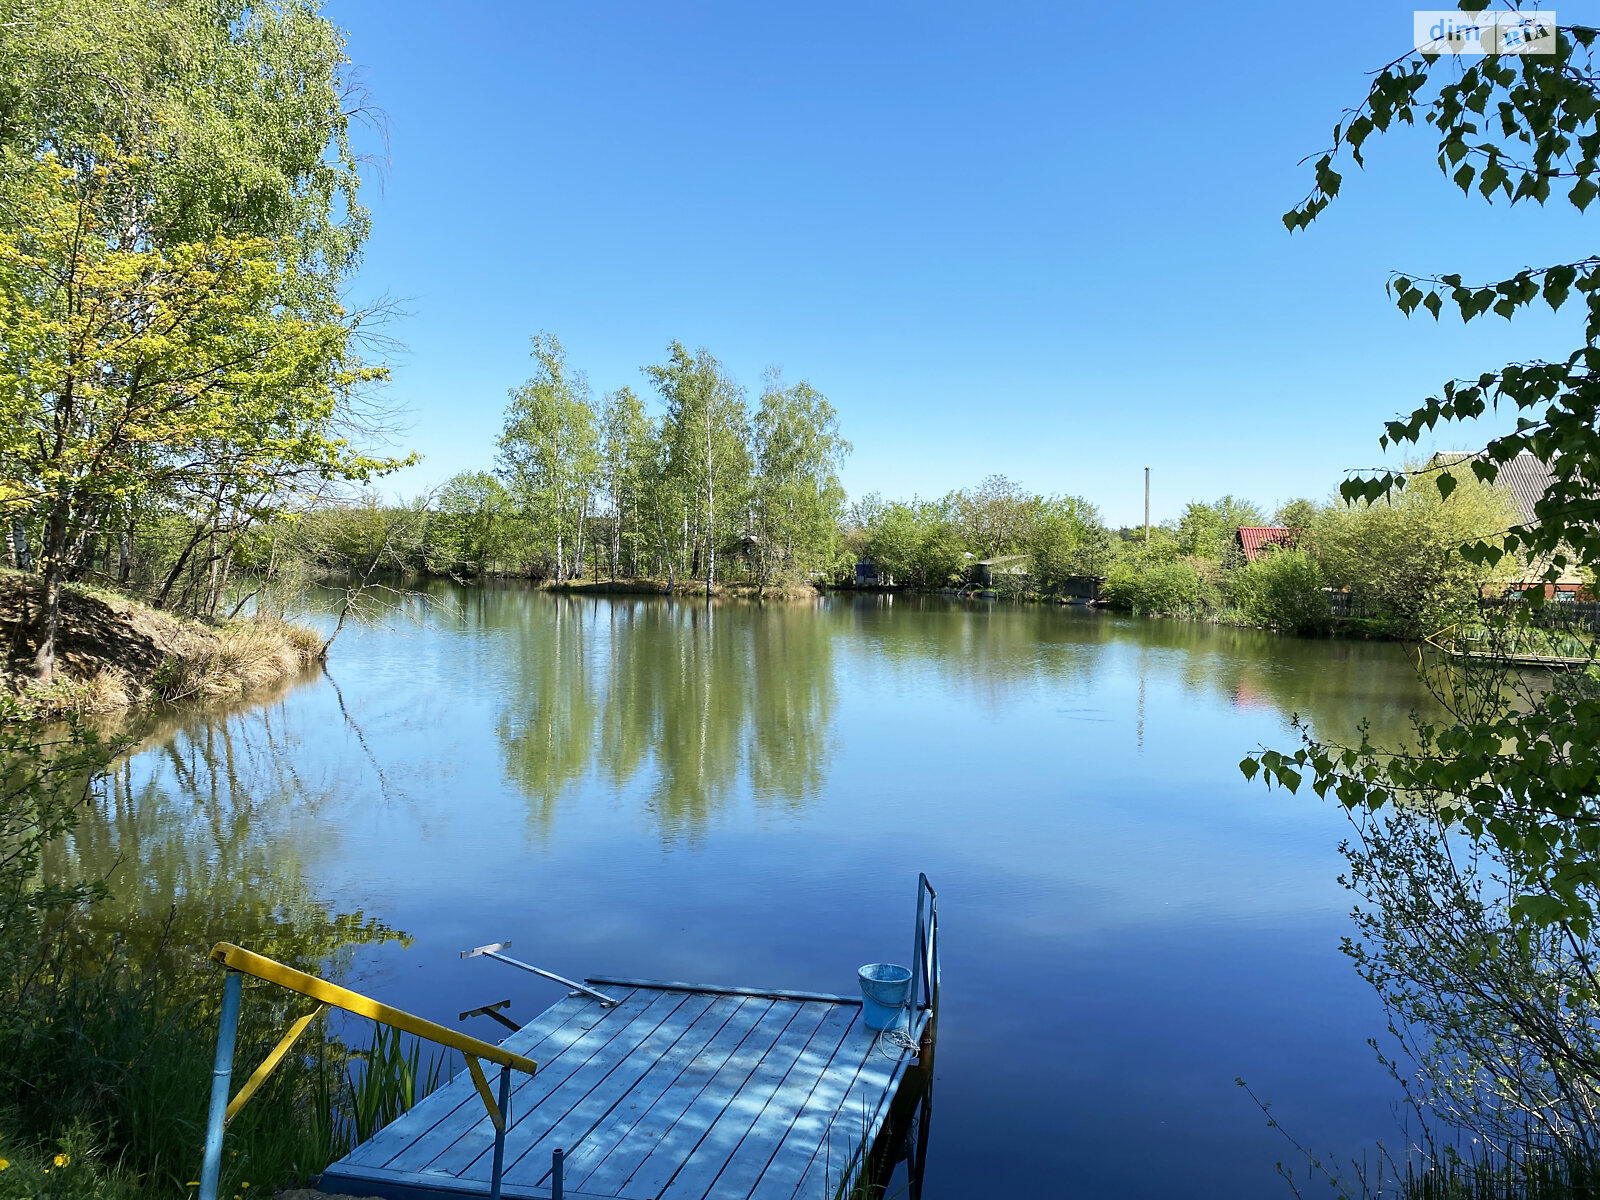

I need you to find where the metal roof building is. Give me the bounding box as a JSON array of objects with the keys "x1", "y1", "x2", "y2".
[{"x1": 1235, "y1": 526, "x2": 1294, "y2": 562}]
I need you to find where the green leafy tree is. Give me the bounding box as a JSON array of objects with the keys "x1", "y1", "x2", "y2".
[
  {"x1": 952, "y1": 475, "x2": 1035, "y2": 559},
  {"x1": 1254, "y1": 8, "x2": 1600, "y2": 927},
  {"x1": 1175, "y1": 495, "x2": 1266, "y2": 559},
  {"x1": 865, "y1": 498, "x2": 964, "y2": 588},
  {"x1": 1067, "y1": 522, "x2": 1116, "y2": 576},
  {"x1": 598, "y1": 387, "x2": 653, "y2": 580},
  {"x1": 750, "y1": 372, "x2": 849, "y2": 592},
  {"x1": 497, "y1": 333, "x2": 600, "y2": 581},
  {"x1": 429, "y1": 471, "x2": 515, "y2": 575},
  {"x1": 1246, "y1": 8, "x2": 1600, "y2": 1171},
  {"x1": 1309, "y1": 468, "x2": 1520, "y2": 632},
  {"x1": 1101, "y1": 559, "x2": 1202, "y2": 615},
  {"x1": 644, "y1": 342, "x2": 750, "y2": 590},
  {"x1": 1029, "y1": 495, "x2": 1103, "y2": 591},
  {"x1": 0, "y1": 0, "x2": 406, "y2": 678},
  {"x1": 1273, "y1": 497, "x2": 1320, "y2": 534}
]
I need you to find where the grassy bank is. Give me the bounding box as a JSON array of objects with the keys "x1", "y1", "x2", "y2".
[
  {"x1": 1, "y1": 573, "x2": 322, "y2": 718},
  {"x1": 0, "y1": 709, "x2": 435, "y2": 1198}
]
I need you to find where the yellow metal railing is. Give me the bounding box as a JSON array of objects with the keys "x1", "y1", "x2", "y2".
[{"x1": 199, "y1": 942, "x2": 538, "y2": 1200}]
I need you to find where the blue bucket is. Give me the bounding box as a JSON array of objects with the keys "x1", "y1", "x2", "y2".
[{"x1": 858, "y1": 963, "x2": 912, "y2": 1031}]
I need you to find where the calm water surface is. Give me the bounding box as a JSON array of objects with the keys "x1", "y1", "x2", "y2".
[{"x1": 64, "y1": 585, "x2": 1445, "y2": 1199}]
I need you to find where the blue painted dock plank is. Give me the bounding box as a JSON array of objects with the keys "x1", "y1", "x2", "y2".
[
  {"x1": 694, "y1": 1004, "x2": 859, "y2": 1200},
  {"x1": 790, "y1": 1014, "x2": 923, "y2": 1200},
  {"x1": 342, "y1": 992, "x2": 628, "y2": 1171},
  {"x1": 382, "y1": 990, "x2": 657, "y2": 1176},
  {"x1": 490, "y1": 993, "x2": 723, "y2": 1188},
  {"x1": 461, "y1": 990, "x2": 703, "y2": 1181},
  {"x1": 318, "y1": 986, "x2": 923, "y2": 1200},
  {"x1": 653, "y1": 1002, "x2": 831, "y2": 1200},
  {"x1": 744, "y1": 1014, "x2": 881, "y2": 1200},
  {"x1": 558, "y1": 995, "x2": 746, "y2": 1194},
  {"x1": 574, "y1": 997, "x2": 774, "y2": 1196},
  {"x1": 415, "y1": 990, "x2": 677, "y2": 1178},
  {"x1": 616, "y1": 1000, "x2": 802, "y2": 1199}
]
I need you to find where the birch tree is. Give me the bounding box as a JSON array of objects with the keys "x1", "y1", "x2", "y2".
[
  {"x1": 643, "y1": 343, "x2": 750, "y2": 590},
  {"x1": 599, "y1": 386, "x2": 652, "y2": 580},
  {"x1": 497, "y1": 333, "x2": 599, "y2": 580},
  {"x1": 750, "y1": 371, "x2": 849, "y2": 592}
]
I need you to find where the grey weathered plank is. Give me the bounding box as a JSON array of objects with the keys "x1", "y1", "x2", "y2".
[
  {"x1": 344, "y1": 992, "x2": 627, "y2": 1170},
  {"x1": 664, "y1": 1003, "x2": 856, "y2": 1200},
  {"x1": 745, "y1": 1014, "x2": 883, "y2": 1200},
  {"x1": 490, "y1": 992, "x2": 721, "y2": 1188},
  {"x1": 566, "y1": 997, "x2": 770, "y2": 1196},
  {"x1": 617, "y1": 1000, "x2": 802, "y2": 1200},
  {"x1": 419, "y1": 990, "x2": 684, "y2": 1178},
  {"x1": 653, "y1": 1003, "x2": 831, "y2": 1200},
  {"x1": 556, "y1": 995, "x2": 746, "y2": 1194}
]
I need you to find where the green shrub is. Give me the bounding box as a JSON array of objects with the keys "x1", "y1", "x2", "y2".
[
  {"x1": 0, "y1": 715, "x2": 427, "y2": 1198},
  {"x1": 1230, "y1": 548, "x2": 1329, "y2": 634},
  {"x1": 0, "y1": 1124, "x2": 142, "y2": 1200},
  {"x1": 1101, "y1": 560, "x2": 1202, "y2": 615}
]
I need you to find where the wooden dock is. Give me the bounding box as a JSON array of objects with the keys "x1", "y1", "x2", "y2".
[{"x1": 317, "y1": 880, "x2": 939, "y2": 1200}]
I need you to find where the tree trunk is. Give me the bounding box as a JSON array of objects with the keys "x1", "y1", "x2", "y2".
[
  {"x1": 12, "y1": 519, "x2": 30, "y2": 571},
  {"x1": 32, "y1": 511, "x2": 69, "y2": 682},
  {"x1": 154, "y1": 526, "x2": 209, "y2": 610},
  {"x1": 573, "y1": 497, "x2": 587, "y2": 580},
  {"x1": 705, "y1": 414, "x2": 716, "y2": 592}
]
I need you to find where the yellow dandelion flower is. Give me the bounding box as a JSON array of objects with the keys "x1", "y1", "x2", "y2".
[
  {"x1": 54, "y1": 1154, "x2": 69, "y2": 1167},
  {"x1": 0, "y1": 1157, "x2": 10, "y2": 1171}
]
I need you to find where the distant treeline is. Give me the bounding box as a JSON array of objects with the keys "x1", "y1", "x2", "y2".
[
  {"x1": 277, "y1": 442, "x2": 1536, "y2": 639},
  {"x1": 244, "y1": 330, "x2": 1550, "y2": 637},
  {"x1": 62, "y1": 327, "x2": 1559, "y2": 640},
  {"x1": 1093, "y1": 479, "x2": 1526, "y2": 636}
]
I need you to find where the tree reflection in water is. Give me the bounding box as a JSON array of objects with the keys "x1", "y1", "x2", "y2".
[{"x1": 496, "y1": 595, "x2": 838, "y2": 836}]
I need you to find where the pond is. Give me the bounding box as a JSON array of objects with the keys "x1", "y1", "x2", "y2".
[{"x1": 60, "y1": 584, "x2": 1445, "y2": 1199}]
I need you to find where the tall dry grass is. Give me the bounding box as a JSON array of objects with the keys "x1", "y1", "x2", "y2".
[{"x1": 151, "y1": 616, "x2": 322, "y2": 703}]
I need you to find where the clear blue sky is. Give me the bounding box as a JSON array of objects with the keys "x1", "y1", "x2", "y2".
[{"x1": 330, "y1": 0, "x2": 1598, "y2": 527}]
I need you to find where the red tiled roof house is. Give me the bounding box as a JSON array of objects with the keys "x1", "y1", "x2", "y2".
[{"x1": 1235, "y1": 526, "x2": 1295, "y2": 562}]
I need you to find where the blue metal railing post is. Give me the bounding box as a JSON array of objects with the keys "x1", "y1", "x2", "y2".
[
  {"x1": 199, "y1": 968, "x2": 243, "y2": 1200},
  {"x1": 911, "y1": 874, "x2": 937, "y2": 1013},
  {"x1": 552, "y1": 1147, "x2": 565, "y2": 1200},
  {"x1": 488, "y1": 1062, "x2": 513, "y2": 1200}
]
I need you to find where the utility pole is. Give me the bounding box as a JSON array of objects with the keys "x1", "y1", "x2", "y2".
[{"x1": 1143, "y1": 467, "x2": 1150, "y2": 545}]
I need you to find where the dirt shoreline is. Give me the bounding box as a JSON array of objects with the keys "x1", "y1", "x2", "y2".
[{"x1": 2, "y1": 572, "x2": 324, "y2": 717}]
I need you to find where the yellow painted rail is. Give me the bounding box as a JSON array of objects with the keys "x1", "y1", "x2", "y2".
[
  {"x1": 209, "y1": 943, "x2": 539, "y2": 1075},
  {"x1": 199, "y1": 942, "x2": 538, "y2": 1200}
]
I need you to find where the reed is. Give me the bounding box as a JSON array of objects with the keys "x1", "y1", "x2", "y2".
[
  {"x1": 345, "y1": 1024, "x2": 448, "y2": 1146},
  {"x1": 1389, "y1": 1146, "x2": 1600, "y2": 1200}
]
